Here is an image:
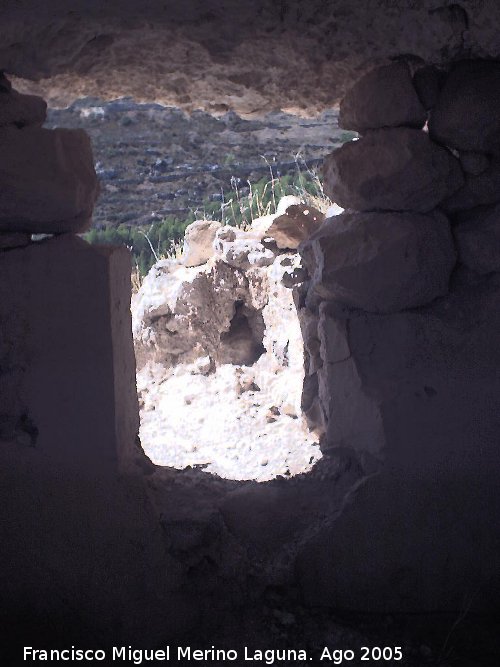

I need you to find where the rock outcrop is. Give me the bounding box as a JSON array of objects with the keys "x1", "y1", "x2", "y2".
[{"x1": 132, "y1": 201, "x2": 323, "y2": 481}]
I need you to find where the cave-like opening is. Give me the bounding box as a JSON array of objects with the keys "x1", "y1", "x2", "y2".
[{"x1": 17, "y1": 87, "x2": 352, "y2": 481}]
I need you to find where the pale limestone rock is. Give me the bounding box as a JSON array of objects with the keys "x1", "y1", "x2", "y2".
[
  {"x1": 132, "y1": 259, "x2": 249, "y2": 369},
  {"x1": 213, "y1": 225, "x2": 275, "y2": 270},
  {"x1": 132, "y1": 206, "x2": 320, "y2": 481},
  {"x1": 182, "y1": 219, "x2": 221, "y2": 267},
  {"x1": 339, "y1": 62, "x2": 426, "y2": 132},
  {"x1": 0, "y1": 127, "x2": 99, "y2": 233},
  {"x1": 275, "y1": 195, "x2": 302, "y2": 215}
]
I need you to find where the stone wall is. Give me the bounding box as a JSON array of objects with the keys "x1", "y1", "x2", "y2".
[
  {"x1": 0, "y1": 78, "x2": 198, "y2": 647},
  {"x1": 296, "y1": 60, "x2": 500, "y2": 611}
]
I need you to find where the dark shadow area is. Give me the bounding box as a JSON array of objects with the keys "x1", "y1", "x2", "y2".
[{"x1": 219, "y1": 301, "x2": 266, "y2": 365}]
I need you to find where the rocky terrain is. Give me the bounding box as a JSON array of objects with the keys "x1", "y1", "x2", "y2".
[
  {"x1": 43, "y1": 98, "x2": 351, "y2": 228},
  {"x1": 132, "y1": 198, "x2": 336, "y2": 481}
]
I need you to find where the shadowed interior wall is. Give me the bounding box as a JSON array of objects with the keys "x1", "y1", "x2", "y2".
[{"x1": 1, "y1": 0, "x2": 500, "y2": 649}]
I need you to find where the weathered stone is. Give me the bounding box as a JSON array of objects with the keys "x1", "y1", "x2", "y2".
[
  {"x1": 266, "y1": 204, "x2": 323, "y2": 250},
  {"x1": 182, "y1": 219, "x2": 221, "y2": 267},
  {"x1": 429, "y1": 60, "x2": 500, "y2": 154},
  {"x1": 441, "y1": 158, "x2": 500, "y2": 212},
  {"x1": 213, "y1": 225, "x2": 276, "y2": 270},
  {"x1": 0, "y1": 85, "x2": 47, "y2": 128},
  {"x1": 323, "y1": 128, "x2": 463, "y2": 213},
  {"x1": 0, "y1": 235, "x2": 197, "y2": 644},
  {"x1": 0, "y1": 127, "x2": 99, "y2": 233},
  {"x1": 0, "y1": 232, "x2": 31, "y2": 249},
  {"x1": 454, "y1": 204, "x2": 500, "y2": 274},
  {"x1": 413, "y1": 65, "x2": 445, "y2": 110},
  {"x1": 459, "y1": 151, "x2": 490, "y2": 176},
  {"x1": 297, "y1": 276, "x2": 500, "y2": 611},
  {"x1": 339, "y1": 62, "x2": 426, "y2": 132},
  {"x1": 0, "y1": 234, "x2": 143, "y2": 468},
  {"x1": 303, "y1": 210, "x2": 456, "y2": 313},
  {"x1": 297, "y1": 473, "x2": 500, "y2": 613},
  {"x1": 132, "y1": 259, "x2": 248, "y2": 368}
]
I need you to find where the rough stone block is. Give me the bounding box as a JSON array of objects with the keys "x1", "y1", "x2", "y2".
[
  {"x1": 296, "y1": 276, "x2": 500, "y2": 611},
  {"x1": 303, "y1": 210, "x2": 456, "y2": 313},
  {"x1": 442, "y1": 158, "x2": 500, "y2": 212},
  {"x1": 323, "y1": 128, "x2": 463, "y2": 213},
  {"x1": 429, "y1": 60, "x2": 500, "y2": 154},
  {"x1": 182, "y1": 219, "x2": 221, "y2": 267},
  {"x1": 266, "y1": 203, "x2": 323, "y2": 250},
  {"x1": 0, "y1": 87, "x2": 47, "y2": 128},
  {"x1": 454, "y1": 204, "x2": 500, "y2": 274},
  {"x1": 459, "y1": 151, "x2": 490, "y2": 176},
  {"x1": 413, "y1": 65, "x2": 445, "y2": 110},
  {"x1": 0, "y1": 235, "x2": 138, "y2": 468},
  {"x1": 0, "y1": 127, "x2": 99, "y2": 234},
  {"x1": 0, "y1": 235, "x2": 199, "y2": 645},
  {"x1": 339, "y1": 62, "x2": 426, "y2": 131}
]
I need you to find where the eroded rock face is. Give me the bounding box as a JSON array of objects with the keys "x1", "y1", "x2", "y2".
[
  {"x1": 429, "y1": 60, "x2": 500, "y2": 154},
  {"x1": 339, "y1": 62, "x2": 426, "y2": 132},
  {"x1": 213, "y1": 222, "x2": 276, "y2": 270},
  {"x1": 3, "y1": 0, "x2": 500, "y2": 115},
  {"x1": 323, "y1": 128, "x2": 463, "y2": 213},
  {"x1": 303, "y1": 210, "x2": 456, "y2": 313},
  {"x1": 0, "y1": 126, "x2": 99, "y2": 233},
  {"x1": 132, "y1": 203, "x2": 322, "y2": 480},
  {"x1": 183, "y1": 219, "x2": 222, "y2": 267}
]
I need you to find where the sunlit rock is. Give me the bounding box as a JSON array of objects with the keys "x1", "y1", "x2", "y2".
[{"x1": 182, "y1": 219, "x2": 222, "y2": 267}]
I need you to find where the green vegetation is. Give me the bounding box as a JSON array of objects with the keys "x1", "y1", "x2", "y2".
[{"x1": 83, "y1": 168, "x2": 330, "y2": 276}]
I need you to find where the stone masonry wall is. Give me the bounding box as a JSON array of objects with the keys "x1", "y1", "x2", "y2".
[
  {"x1": 0, "y1": 76, "x2": 198, "y2": 646},
  {"x1": 296, "y1": 60, "x2": 500, "y2": 612}
]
